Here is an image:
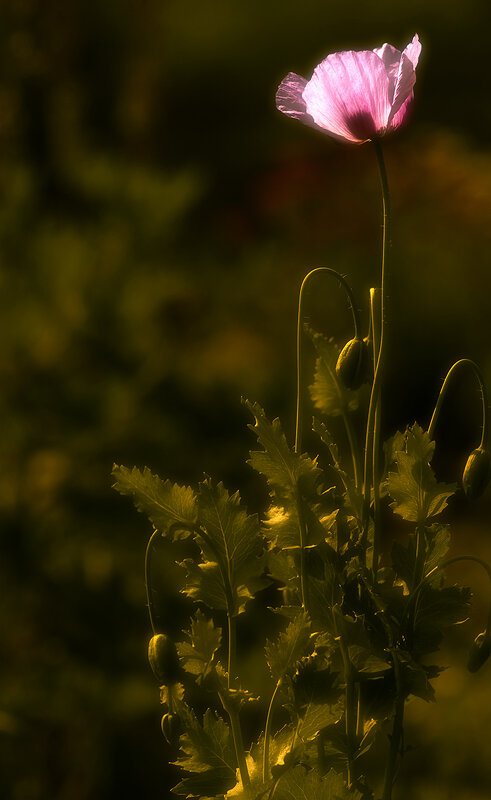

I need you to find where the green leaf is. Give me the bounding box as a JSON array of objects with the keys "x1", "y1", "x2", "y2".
[
  {"x1": 391, "y1": 524, "x2": 451, "y2": 591},
  {"x1": 172, "y1": 708, "x2": 237, "y2": 798},
  {"x1": 265, "y1": 611, "x2": 312, "y2": 681},
  {"x1": 297, "y1": 700, "x2": 344, "y2": 742},
  {"x1": 348, "y1": 646, "x2": 391, "y2": 677},
  {"x1": 313, "y1": 418, "x2": 362, "y2": 521},
  {"x1": 412, "y1": 583, "x2": 472, "y2": 655},
  {"x1": 308, "y1": 332, "x2": 359, "y2": 418},
  {"x1": 386, "y1": 424, "x2": 457, "y2": 523},
  {"x1": 245, "y1": 400, "x2": 321, "y2": 501},
  {"x1": 264, "y1": 503, "x2": 336, "y2": 551},
  {"x1": 275, "y1": 765, "x2": 355, "y2": 800},
  {"x1": 176, "y1": 610, "x2": 222, "y2": 678},
  {"x1": 181, "y1": 480, "x2": 268, "y2": 615},
  {"x1": 112, "y1": 464, "x2": 197, "y2": 536}
]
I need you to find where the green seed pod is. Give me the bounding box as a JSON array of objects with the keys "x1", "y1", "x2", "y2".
[
  {"x1": 335, "y1": 336, "x2": 370, "y2": 390},
  {"x1": 161, "y1": 712, "x2": 181, "y2": 745},
  {"x1": 462, "y1": 447, "x2": 490, "y2": 500},
  {"x1": 467, "y1": 631, "x2": 491, "y2": 673},
  {"x1": 148, "y1": 634, "x2": 181, "y2": 684}
]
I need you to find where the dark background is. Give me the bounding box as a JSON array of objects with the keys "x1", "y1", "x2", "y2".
[{"x1": 1, "y1": 1, "x2": 491, "y2": 798}]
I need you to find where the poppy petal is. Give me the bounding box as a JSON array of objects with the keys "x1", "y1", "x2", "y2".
[
  {"x1": 276, "y1": 72, "x2": 321, "y2": 130},
  {"x1": 303, "y1": 50, "x2": 391, "y2": 143}
]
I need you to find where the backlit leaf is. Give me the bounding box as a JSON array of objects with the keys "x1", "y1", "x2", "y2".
[
  {"x1": 386, "y1": 424, "x2": 456, "y2": 523},
  {"x1": 112, "y1": 464, "x2": 197, "y2": 536},
  {"x1": 308, "y1": 332, "x2": 359, "y2": 418}
]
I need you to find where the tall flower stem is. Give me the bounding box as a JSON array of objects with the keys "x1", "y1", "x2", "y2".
[
  {"x1": 428, "y1": 358, "x2": 488, "y2": 446},
  {"x1": 370, "y1": 288, "x2": 382, "y2": 574},
  {"x1": 362, "y1": 140, "x2": 391, "y2": 566}
]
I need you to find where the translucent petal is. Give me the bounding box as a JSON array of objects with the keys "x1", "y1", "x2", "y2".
[
  {"x1": 275, "y1": 72, "x2": 320, "y2": 130},
  {"x1": 403, "y1": 34, "x2": 422, "y2": 68},
  {"x1": 387, "y1": 52, "x2": 417, "y2": 126},
  {"x1": 387, "y1": 93, "x2": 414, "y2": 132},
  {"x1": 303, "y1": 50, "x2": 391, "y2": 143}
]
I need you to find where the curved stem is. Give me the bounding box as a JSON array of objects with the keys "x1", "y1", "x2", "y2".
[
  {"x1": 295, "y1": 266, "x2": 361, "y2": 454},
  {"x1": 428, "y1": 358, "x2": 488, "y2": 447},
  {"x1": 145, "y1": 529, "x2": 160, "y2": 635},
  {"x1": 362, "y1": 140, "x2": 391, "y2": 560},
  {"x1": 263, "y1": 680, "x2": 282, "y2": 783}
]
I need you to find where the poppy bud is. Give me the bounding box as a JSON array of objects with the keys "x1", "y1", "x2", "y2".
[
  {"x1": 148, "y1": 634, "x2": 181, "y2": 685},
  {"x1": 336, "y1": 336, "x2": 370, "y2": 390},
  {"x1": 161, "y1": 712, "x2": 181, "y2": 745},
  {"x1": 467, "y1": 631, "x2": 491, "y2": 673},
  {"x1": 462, "y1": 447, "x2": 490, "y2": 500}
]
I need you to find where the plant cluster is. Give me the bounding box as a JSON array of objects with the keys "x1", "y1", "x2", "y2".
[{"x1": 113, "y1": 34, "x2": 491, "y2": 800}]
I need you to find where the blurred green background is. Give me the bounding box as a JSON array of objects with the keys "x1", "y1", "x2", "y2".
[{"x1": 1, "y1": 1, "x2": 491, "y2": 798}]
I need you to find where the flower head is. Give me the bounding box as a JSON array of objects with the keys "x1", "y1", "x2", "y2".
[{"x1": 276, "y1": 35, "x2": 421, "y2": 144}]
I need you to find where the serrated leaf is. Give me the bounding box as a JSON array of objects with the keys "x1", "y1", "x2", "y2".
[
  {"x1": 265, "y1": 612, "x2": 312, "y2": 681},
  {"x1": 226, "y1": 726, "x2": 298, "y2": 800},
  {"x1": 386, "y1": 424, "x2": 457, "y2": 523},
  {"x1": 160, "y1": 682, "x2": 185, "y2": 708},
  {"x1": 412, "y1": 583, "x2": 472, "y2": 655},
  {"x1": 392, "y1": 525, "x2": 451, "y2": 591},
  {"x1": 112, "y1": 464, "x2": 197, "y2": 536},
  {"x1": 245, "y1": 400, "x2": 321, "y2": 501},
  {"x1": 264, "y1": 503, "x2": 335, "y2": 551},
  {"x1": 297, "y1": 700, "x2": 344, "y2": 742},
  {"x1": 176, "y1": 610, "x2": 222, "y2": 678},
  {"x1": 275, "y1": 765, "x2": 355, "y2": 800},
  {"x1": 348, "y1": 645, "x2": 391, "y2": 676},
  {"x1": 308, "y1": 332, "x2": 359, "y2": 418},
  {"x1": 313, "y1": 418, "x2": 362, "y2": 521},
  {"x1": 182, "y1": 480, "x2": 268, "y2": 615},
  {"x1": 172, "y1": 708, "x2": 237, "y2": 797}
]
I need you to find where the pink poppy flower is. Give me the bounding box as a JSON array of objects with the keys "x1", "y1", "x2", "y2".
[{"x1": 276, "y1": 35, "x2": 421, "y2": 144}]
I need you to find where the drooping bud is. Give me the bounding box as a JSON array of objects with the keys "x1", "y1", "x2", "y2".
[
  {"x1": 161, "y1": 712, "x2": 181, "y2": 745},
  {"x1": 336, "y1": 336, "x2": 370, "y2": 390},
  {"x1": 467, "y1": 631, "x2": 491, "y2": 673},
  {"x1": 462, "y1": 447, "x2": 490, "y2": 500},
  {"x1": 148, "y1": 634, "x2": 181, "y2": 685}
]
